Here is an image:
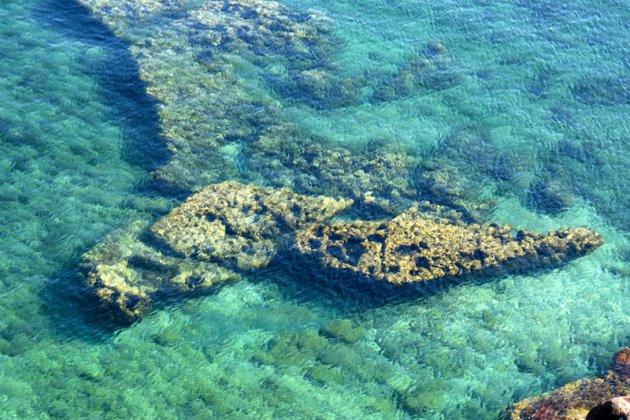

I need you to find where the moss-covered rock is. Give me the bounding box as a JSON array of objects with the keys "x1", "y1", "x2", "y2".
[
  {"x1": 506, "y1": 348, "x2": 630, "y2": 419},
  {"x1": 150, "y1": 181, "x2": 353, "y2": 270},
  {"x1": 295, "y1": 207, "x2": 604, "y2": 285},
  {"x1": 82, "y1": 182, "x2": 351, "y2": 321}
]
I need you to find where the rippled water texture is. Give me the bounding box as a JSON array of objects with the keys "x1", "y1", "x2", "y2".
[{"x1": 1, "y1": 0, "x2": 629, "y2": 418}]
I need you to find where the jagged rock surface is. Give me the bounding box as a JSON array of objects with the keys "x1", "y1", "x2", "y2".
[
  {"x1": 150, "y1": 181, "x2": 353, "y2": 270},
  {"x1": 82, "y1": 220, "x2": 241, "y2": 321},
  {"x1": 295, "y1": 207, "x2": 603, "y2": 285},
  {"x1": 506, "y1": 348, "x2": 630, "y2": 419},
  {"x1": 82, "y1": 182, "x2": 351, "y2": 321}
]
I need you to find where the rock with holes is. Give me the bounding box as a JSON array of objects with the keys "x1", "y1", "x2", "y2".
[
  {"x1": 295, "y1": 207, "x2": 603, "y2": 285},
  {"x1": 82, "y1": 182, "x2": 352, "y2": 321},
  {"x1": 150, "y1": 181, "x2": 353, "y2": 270},
  {"x1": 505, "y1": 348, "x2": 630, "y2": 419}
]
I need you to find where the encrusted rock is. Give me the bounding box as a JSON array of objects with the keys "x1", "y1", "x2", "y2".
[
  {"x1": 587, "y1": 396, "x2": 630, "y2": 420},
  {"x1": 506, "y1": 348, "x2": 630, "y2": 419},
  {"x1": 82, "y1": 220, "x2": 241, "y2": 321},
  {"x1": 82, "y1": 182, "x2": 351, "y2": 321},
  {"x1": 245, "y1": 136, "x2": 420, "y2": 215},
  {"x1": 150, "y1": 181, "x2": 353, "y2": 270},
  {"x1": 295, "y1": 207, "x2": 603, "y2": 285}
]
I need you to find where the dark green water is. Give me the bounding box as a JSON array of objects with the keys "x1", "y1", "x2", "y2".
[{"x1": 1, "y1": 0, "x2": 629, "y2": 418}]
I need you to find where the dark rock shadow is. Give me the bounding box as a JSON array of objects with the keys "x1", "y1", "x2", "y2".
[
  {"x1": 266, "y1": 243, "x2": 588, "y2": 316},
  {"x1": 33, "y1": 0, "x2": 171, "y2": 186},
  {"x1": 29, "y1": 0, "x2": 176, "y2": 341}
]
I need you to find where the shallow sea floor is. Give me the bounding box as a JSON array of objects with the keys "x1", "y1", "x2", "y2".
[{"x1": 1, "y1": 0, "x2": 630, "y2": 418}]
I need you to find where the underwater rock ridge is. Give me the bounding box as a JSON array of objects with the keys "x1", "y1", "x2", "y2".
[
  {"x1": 506, "y1": 347, "x2": 630, "y2": 419},
  {"x1": 82, "y1": 182, "x2": 603, "y2": 321},
  {"x1": 81, "y1": 181, "x2": 353, "y2": 321},
  {"x1": 74, "y1": 0, "x2": 603, "y2": 323},
  {"x1": 295, "y1": 207, "x2": 603, "y2": 285}
]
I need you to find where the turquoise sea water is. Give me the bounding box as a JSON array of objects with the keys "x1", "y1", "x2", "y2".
[{"x1": 1, "y1": 0, "x2": 629, "y2": 418}]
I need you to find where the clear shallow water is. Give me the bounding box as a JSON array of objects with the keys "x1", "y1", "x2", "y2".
[{"x1": 0, "y1": 0, "x2": 629, "y2": 418}]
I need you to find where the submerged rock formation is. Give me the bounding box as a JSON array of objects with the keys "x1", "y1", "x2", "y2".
[
  {"x1": 150, "y1": 181, "x2": 352, "y2": 270},
  {"x1": 295, "y1": 207, "x2": 603, "y2": 285},
  {"x1": 82, "y1": 182, "x2": 352, "y2": 321},
  {"x1": 506, "y1": 348, "x2": 630, "y2": 419},
  {"x1": 587, "y1": 396, "x2": 630, "y2": 420},
  {"x1": 82, "y1": 219, "x2": 242, "y2": 320},
  {"x1": 77, "y1": 0, "x2": 493, "y2": 217},
  {"x1": 76, "y1": 0, "x2": 605, "y2": 324},
  {"x1": 83, "y1": 182, "x2": 604, "y2": 321}
]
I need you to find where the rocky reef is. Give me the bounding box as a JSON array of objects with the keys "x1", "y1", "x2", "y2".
[
  {"x1": 82, "y1": 219, "x2": 242, "y2": 320},
  {"x1": 82, "y1": 182, "x2": 352, "y2": 321},
  {"x1": 295, "y1": 207, "x2": 603, "y2": 285},
  {"x1": 76, "y1": 0, "x2": 493, "y2": 217},
  {"x1": 76, "y1": 0, "x2": 605, "y2": 322},
  {"x1": 506, "y1": 347, "x2": 630, "y2": 419}
]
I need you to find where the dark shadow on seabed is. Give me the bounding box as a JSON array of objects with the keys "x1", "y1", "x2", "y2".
[
  {"x1": 29, "y1": 0, "x2": 174, "y2": 340},
  {"x1": 33, "y1": 0, "x2": 171, "y2": 176}
]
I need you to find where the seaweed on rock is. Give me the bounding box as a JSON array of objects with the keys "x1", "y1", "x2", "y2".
[
  {"x1": 82, "y1": 182, "x2": 352, "y2": 321},
  {"x1": 295, "y1": 207, "x2": 603, "y2": 285},
  {"x1": 150, "y1": 181, "x2": 353, "y2": 270},
  {"x1": 82, "y1": 219, "x2": 242, "y2": 321},
  {"x1": 76, "y1": 0, "x2": 605, "y2": 324}
]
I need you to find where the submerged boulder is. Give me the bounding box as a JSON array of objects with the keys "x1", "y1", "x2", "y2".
[
  {"x1": 587, "y1": 396, "x2": 630, "y2": 420},
  {"x1": 506, "y1": 348, "x2": 630, "y2": 419},
  {"x1": 82, "y1": 220, "x2": 241, "y2": 321},
  {"x1": 295, "y1": 207, "x2": 603, "y2": 285},
  {"x1": 150, "y1": 181, "x2": 353, "y2": 270},
  {"x1": 82, "y1": 182, "x2": 352, "y2": 321}
]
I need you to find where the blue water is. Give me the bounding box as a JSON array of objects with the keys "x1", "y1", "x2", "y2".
[{"x1": 1, "y1": 0, "x2": 629, "y2": 418}]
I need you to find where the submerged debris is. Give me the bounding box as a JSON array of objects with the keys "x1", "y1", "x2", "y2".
[
  {"x1": 506, "y1": 348, "x2": 630, "y2": 419},
  {"x1": 295, "y1": 207, "x2": 603, "y2": 285}
]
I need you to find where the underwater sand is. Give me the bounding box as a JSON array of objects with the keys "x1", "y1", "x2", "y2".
[{"x1": 1, "y1": 0, "x2": 630, "y2": 418}]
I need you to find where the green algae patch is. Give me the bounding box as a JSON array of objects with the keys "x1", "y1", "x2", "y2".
[
  {"x1": 320, "y1": 319, "x2": 364, "y2": 344},
  {"x1": 506, "y1": 347, "x2": 630, "y2": 419},
  {"x1": 296, "y1": 207, "x2": 604, "y2": 285},
  {"x1": 82, "y1": 182, "x2": 352, "y2": 321}
]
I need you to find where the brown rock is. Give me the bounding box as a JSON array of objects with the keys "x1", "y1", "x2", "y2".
[
  {"x1": 82, "y1": 182, "x2": 351, "y2": 321},
  {"x1": 82, "y1": 220, "x2": 241, "y2": 321},
  {"x1": 615, "y1": 349, "x2": 630, "y2": 377},
  {"x1": 506, "y1": 348, "x2": 630, "y2": 419},
  {"x1": 150, "y1": 181, "x2": 353, "y2": 270}
]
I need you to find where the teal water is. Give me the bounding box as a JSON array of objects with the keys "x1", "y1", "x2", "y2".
[{"x1": 1, "y1": 0, "x2": 629, "y2": 418}]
